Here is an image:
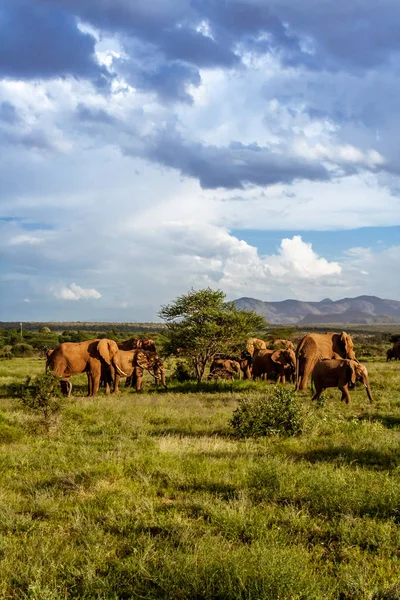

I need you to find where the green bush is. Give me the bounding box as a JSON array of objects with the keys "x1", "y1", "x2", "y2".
[
  {"x1": 231, "y1": 387, "x2": 305, "y2": 437},
  {"x1": 171, "y1": 360, "x2": 196, "y2": 382},
  {"x1": 11, "y1": 343, "x2": 34, "y2": 357},
  {"x1": 11, "y1": 373, "x2": 64, "y2": 420}
]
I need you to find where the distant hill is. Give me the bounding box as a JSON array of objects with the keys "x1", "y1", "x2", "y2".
[{"x1": 233, "y1": 295, "x2": 400, "y2": 324}]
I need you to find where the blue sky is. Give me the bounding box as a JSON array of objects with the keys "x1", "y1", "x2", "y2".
[{"x1": 0, "y1": 0, "x2": 400, "y2": 320}]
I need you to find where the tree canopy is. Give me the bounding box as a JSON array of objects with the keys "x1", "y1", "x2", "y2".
[{"x1": 159, "y1": 288, "x2": 267, "y2": 382}]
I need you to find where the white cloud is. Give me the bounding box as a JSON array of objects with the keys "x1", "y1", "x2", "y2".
[
  {"x1": 53, "y1": 283, "x2": 102, "y2": 301},
  {"x1": 9, "y1": 234, "x2": 43, "y2": 245}
]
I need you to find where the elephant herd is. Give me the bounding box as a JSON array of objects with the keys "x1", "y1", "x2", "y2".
[
  {"x1": 210, "y1": 332, "x2": 374, "y2": 405},
  {"x1": 45, "y1": 330, "x2": 388, "y2": 405},
  {"x1": 46, "y1": 337, "x2": 166, "y2": 397}
]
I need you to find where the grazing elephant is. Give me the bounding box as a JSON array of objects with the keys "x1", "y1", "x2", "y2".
[
  {"x1": 118, "y1": 337, "x2": 156, "y2": 352},
  {"x1": 208, "y1": 359, "x2": 242, "y2": 380},
  {"x1": 47, "y1": 339, "x2": 127, "y2": 397},
  {"x1": 311, "y1": 359, "x2": 373, "y2": 404},
  {"x1": 295, "y1": 331, "x2": 356, "y2": 391},
  {"x1": 246, "y1": 338, "x2": 268, "y2": 357},
  {"x1": 114, "y1": 349, "x2": 166, "y2": 392},
  {"x1": 270, "y1": 339, "x2": 295, "y2": 351},
  {"x1": 252, "y1": 348, "x2": 296, "y2": 384}
]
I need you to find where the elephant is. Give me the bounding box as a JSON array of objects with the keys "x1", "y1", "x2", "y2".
[
  {"x1": 386, "y1": 348, "x2": 396, "y2": 362},
  {"x1": 47, "y1": 339, "x2": 128, "y2": 397},
  {"x1": 45, "y1": 348, "x2": 54, "y2": 372},
  {"x1": 118, "y1": 337, "x2": 156, "y2": 352},
  {"x1": 311, "y1": 358, "x2": 373, "y2": 404},
  {"x1": 239, "y1": 353, "x2": 252, "y2": 379},
  {"x1": 270, "y1": 338, "x2": 295, "y2": 351},
  {"x1": 295, "y1": 331, "x2": 356, "y2": 391},
  {"x1": 208, "y1": 359, "x2": 242, "y2": 380},
  {"x1": 391, "y1": 341, "x2": 400, "y2": 360},
  {"x1": 251, "y1": 348, "x2": 296, "y2": 384},
  {"x1": 113, "y1": 349, "x2": 166, "y2": 392},
  {"x1": 246, "y1": 338, "x2": 268, "y2": 357}
]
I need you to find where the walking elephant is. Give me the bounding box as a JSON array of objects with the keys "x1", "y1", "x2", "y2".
[
  {"x1": 296, "y1": 331, "x2": 356, "y2": 391},
  {"x1": 386, "y1": 348, "x2": 396, "y2": 362},
  {"x1": 252, "y1": 348, "x2": 296, "y2": 384},
  {"x1": 391, "y1": 341, "x2": 400, "y2": 360},
  {"x1": 114, "y1": 349, "x2": 166, "y2": 392},
  {"x1": 311, "y1": 358, "x2": 373, "y2": 404},
  {"x1": 47, "y1": 339, "x2": 128, "y2": 397},
  {"x1": 208, "y1": 359, "x2": 242, "y2": 380}
]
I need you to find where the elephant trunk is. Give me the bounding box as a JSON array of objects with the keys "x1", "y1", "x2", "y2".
[{"x1": 365, "y1": 382, "x2": 373, "y2": 403}]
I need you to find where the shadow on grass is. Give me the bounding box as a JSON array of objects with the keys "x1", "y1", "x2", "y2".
[
  {"x1": 147, "y1": 425, "x2": 234, "y2": 438},
  {"x1": 357, "y1": 413, "x2": 400, "y2": 429},
  {"x1": 288, "y1": 445, "x2": 399, "y2": 470}
]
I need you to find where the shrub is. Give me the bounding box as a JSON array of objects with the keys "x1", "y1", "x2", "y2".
[
  {"x1": 11, "y1": 343, "x2": 34, "y2": 357},
  {"x1": 171, "y1": 360, "x2": 196, "y2": 382},
  {"x1": 11, "y1": 373, "x2": 64, "y2": 420},
  {"x1": 231, "y1": 386, "x2": 305, "y2": 437}
]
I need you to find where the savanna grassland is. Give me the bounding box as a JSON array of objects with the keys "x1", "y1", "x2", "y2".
[{"x1": 0, "y1": 353, "x2": 399, "y2": 599}]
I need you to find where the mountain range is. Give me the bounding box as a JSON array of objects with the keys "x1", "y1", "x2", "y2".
[{"x1": 233, "y1": 295, "x2": 400, "y2": 325}]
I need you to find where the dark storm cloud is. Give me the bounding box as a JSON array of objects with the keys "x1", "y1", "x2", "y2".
[
  {"x1": 41, "y1": 0, "x2": 400, "y2": 73},
  {"x1": 123, "y1": 131, "x2": 330, "y2": 189},
  {"x1": 117, "y1": 57, "x2": 201, "y2": 103},
  {"x1": 0, "y1": 0, "x2": 109, "y2": 85}
]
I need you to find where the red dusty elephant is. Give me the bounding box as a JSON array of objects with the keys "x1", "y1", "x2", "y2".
[
  {"x1": 311, "y1": 358, "x2": 373, "y2": 405},
  {"x1": 296, "y1": 331, "x2": 356, "y2": 391},
  {"x1": 252, "y1": 348, "x2": 296, "y2": 384},
  {"x1": 47, "y1": 339, "x2": 127, "y2": 397}
]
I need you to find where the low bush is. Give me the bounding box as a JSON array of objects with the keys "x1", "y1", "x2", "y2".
[
  {"x1": 11, "y1": 342, "x2": 34, "y2": 357},
  {"x1": 171, "y1": 360, "x2": 196, "y2": 382},
  {"x1": 11, "y1": 372, "x2": 64, "y2": 420},
  {"x1": 231, "y1": 386, "x2": 306, "y2": 437}
]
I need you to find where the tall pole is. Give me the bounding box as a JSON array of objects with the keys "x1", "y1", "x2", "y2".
[{"x1": 20, "y1": 322, "x2": 23, "y2": 340}]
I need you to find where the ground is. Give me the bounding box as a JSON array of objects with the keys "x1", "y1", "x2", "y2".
[{"x1": 0, "y1": 357, "x2": 399, "y2": 599}]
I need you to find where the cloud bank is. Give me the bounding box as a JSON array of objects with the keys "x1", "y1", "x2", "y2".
[{"x1": 0, "y1": 0, "x2": 399, "y2": 319}]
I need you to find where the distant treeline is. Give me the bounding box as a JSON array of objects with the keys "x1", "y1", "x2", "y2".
[{"x1": 0, "y1": 322, "x2": 166, "y2": 333}]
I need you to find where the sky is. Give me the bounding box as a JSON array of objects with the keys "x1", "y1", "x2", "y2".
[{"x1": 1, "y1": 0, "x2": 400, "y2": 321}]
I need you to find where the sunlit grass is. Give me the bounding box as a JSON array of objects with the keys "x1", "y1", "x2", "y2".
[{"x1": 0, "y1": 356, "x2": 399, "y2": 598}]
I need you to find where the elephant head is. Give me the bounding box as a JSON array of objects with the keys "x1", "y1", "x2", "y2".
[
  {"x1": 340, "y1": 332, "x2": 356, "y2": 360},
  {"x1": 347, "y1": 360, "x2": 373, "y2": 403},
  {"x1": 271, "y1": 348, "x2": 296, "y2": 370},
  {"x1": 246, "y1": 338, "x2": 267, "y2": 357},
  {"x1": 98, "y1": 339, "x2": 127, "y2": 377},
  {"x1": 135, "y1": 350, "x2": 167, "y2": 388}
]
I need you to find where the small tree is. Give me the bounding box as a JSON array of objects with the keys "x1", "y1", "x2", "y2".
[{"x1": 159, "y1": 288, "x2": 267, "y2": 383}]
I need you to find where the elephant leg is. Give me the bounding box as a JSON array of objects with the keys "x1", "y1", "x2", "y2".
[
  {"x1": 339, "y1": 385, "x2": 351, "y2": 404},
  {"x1": 86, "y1": 372, "x2": 92, "y2": 397},
  {"x1": 114, "y1": 373, "x2": 121, "y2": 394},
  {"x1": 312, "y1": 387, "x2": 323, "y2": 402}
]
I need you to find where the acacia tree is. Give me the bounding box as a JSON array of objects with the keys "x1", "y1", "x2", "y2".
[{"x1": 159, "y1": 288, "x2": 267, "y2": 383}]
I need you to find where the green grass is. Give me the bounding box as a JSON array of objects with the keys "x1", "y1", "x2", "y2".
[{"x1": 0, "y1": 357, "x2": 399, "y2": 598}]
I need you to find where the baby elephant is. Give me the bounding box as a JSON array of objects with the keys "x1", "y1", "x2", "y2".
[{"x1": 312, "y1": 359, "x2": 373, "y2": 404}]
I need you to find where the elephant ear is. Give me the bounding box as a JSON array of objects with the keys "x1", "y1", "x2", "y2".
[
  {"x1": 271, "y1": 350, "x2": 285, "y2": 364},
  {"x1": 348, "y1": 360, "x2": 357, "y2": 385},
  {"x1": 341, "y1": 332, "x2": 354, "y2": 357},
  {"x1": 135, "y1": 350, "x2": 149, "y2": 370},
  {"x1": 98, "y1": 339, "x2": 119, "y2": 365}
]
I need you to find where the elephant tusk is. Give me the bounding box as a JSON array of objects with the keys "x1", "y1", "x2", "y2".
[{"x1": 115, "y1": 365, "x2": 128, "y2": 377}]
